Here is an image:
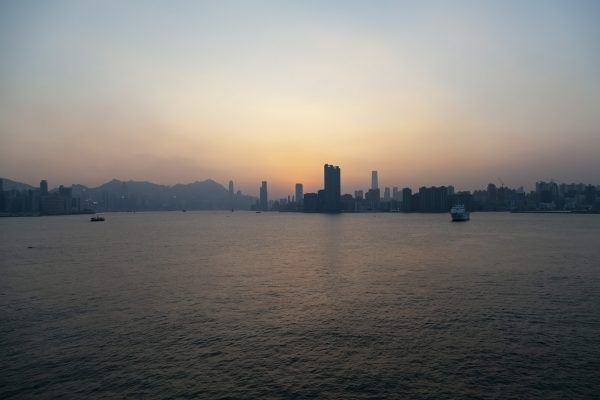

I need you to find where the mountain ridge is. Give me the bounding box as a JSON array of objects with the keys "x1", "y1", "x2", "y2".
[{"x1": 1, "y1": 177, "x2": 256, "y2": 211}]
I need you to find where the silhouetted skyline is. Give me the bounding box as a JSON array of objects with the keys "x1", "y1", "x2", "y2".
[{"x1": 2, "y1": 168, "x2": 598, "y2": 216}]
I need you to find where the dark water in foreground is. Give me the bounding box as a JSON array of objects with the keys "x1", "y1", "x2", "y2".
[{"x1": 1, "y1": 212, "x2": 600, "y2": 399}]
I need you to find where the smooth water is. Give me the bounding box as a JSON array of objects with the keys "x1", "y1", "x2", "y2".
[{"x1": 1, "y1": 212, "x2": 600, "y2": 399}]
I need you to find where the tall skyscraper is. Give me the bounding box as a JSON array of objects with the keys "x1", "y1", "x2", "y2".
[
  {"x1": 259, "y1": 181, "x2": 268, "y2": 211},
  {"x1": 40, "y1": 180, "x2": 48, "y2": 195},
  {"x1": 402, "y1": 187, "x2": 412, "y2": 211},
  {"x1": 228, "y1": 180, "x2": 235, "y2": 209},
  {"x1": 295, "y1": 183, "x2": 303, "y2": 206},
  {"x1": 323, "y1": 164, "x2": 341, "y2": 213},
  {"x1": 384, "y1": 187, "x2": 391, "y2": 201},
  {"x1": 371, "y1": 171, "x2": 379, "y2": 190}
]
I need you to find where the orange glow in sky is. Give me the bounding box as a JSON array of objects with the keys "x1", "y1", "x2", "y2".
[{"x1": 1, "y1": 2, "x2": 599, "y2": 197}]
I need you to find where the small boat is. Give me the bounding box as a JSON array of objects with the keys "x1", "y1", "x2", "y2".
[
  {"x1": 450, "y1": 204, "x2": 470, "y2": 222},
  {"x1": 90, "y1": 215, "x2": 105, "y2": 222}
]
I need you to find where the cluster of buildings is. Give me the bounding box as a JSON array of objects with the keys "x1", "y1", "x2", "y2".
[
  {"x1": 253, "y1": 165, "x2": 600, "y2": 213},
  {"x1": 0, "y1": 179, "x2": 86, "y2": 216},
  {"x1": 2, "y1": 171, "x2": 599, "y2": 217}
]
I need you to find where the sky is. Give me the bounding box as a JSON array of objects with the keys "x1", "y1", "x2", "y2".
[{"x1": 1, "y1": 0, "x2": 600, "y2": 197}]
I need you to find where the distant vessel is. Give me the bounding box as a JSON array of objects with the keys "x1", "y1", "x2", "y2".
[
  {"x1": 450, "y1": 205, "x2": 470, "y2": 222},
  {"x1": 90, "y1": 215, "x2": 105, "y2": 222}
]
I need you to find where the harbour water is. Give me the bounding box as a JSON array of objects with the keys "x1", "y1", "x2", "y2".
[{"x1": 1, "y1": 212, "x2": 600, "y2": 399}]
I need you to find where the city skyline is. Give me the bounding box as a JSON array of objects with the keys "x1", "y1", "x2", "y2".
[
  {"x1": 2, "y1": 170, "x2": 599, "y2": 202},
  {"x1": 2, "y1": 169, "x2": 598, "y2": 215},
  {"x1": 2, "y1": 1, "x2": 600, "y2": 195}
]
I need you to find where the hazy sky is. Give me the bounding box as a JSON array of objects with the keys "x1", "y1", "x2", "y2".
[{"x1": 1, "y1": 1, "x2": 599, "y2": 197}]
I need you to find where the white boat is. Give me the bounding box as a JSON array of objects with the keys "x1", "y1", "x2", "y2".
[{"x1": 450, "y1": 204, "x2": 470, "y2": 222}]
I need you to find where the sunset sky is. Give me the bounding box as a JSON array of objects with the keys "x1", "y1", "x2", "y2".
[{"x1": 1, "y1": 1, "x2": 600, "y2": 197}]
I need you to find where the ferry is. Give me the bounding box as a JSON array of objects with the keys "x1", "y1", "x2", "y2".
[
  {"x1": 90, "y1": 215, "x2": 105, "y2": 222},
  {"x1": 450, "y1": 204, "x2": 470, "y2": 222}
]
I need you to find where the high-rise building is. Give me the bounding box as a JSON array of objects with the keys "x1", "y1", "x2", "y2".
[
  {"x1": 392, "y1": 186, "x2": 399, "y2": 201},
  {"x1": 384, "y1": 187, "x2": 391, "y2": 201},
  {"x1": 295, "y1": 183, "x2": 303, "y2": 206},
  {"x1": 40, "y1": 180, "x2": 48, "y2": 195},
  {"x1": 323, "y1": 164, "x2": 341, "y2": 213},
  {"x1": 59, "y1": 185, "x2": 73, "y2": 212},
  {"x1": 418, "y1": 186, "x2": 449, "y2": 212},
  {"x1": 371, "y1": 171, "x2": 379, "y2": 190},
  {"x1": 259, "y1": 181, "x2": 268, "y2": 211},
  {"x1": 365, "y1": 188, "x2": 380, "y2": 210},
  {"x1": 402, "y1": 187, "x2": 412, "y2": 211},
  {"x1": 354, "y1": 190, "x2": 363, "y2": 200},
  {"x1": 228, "y1": 180, "x2": 235, "y2": 209}
]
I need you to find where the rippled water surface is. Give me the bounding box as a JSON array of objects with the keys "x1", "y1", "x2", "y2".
[{"x1": 2, "y1": 212, "x2": 600, "y2": 399}]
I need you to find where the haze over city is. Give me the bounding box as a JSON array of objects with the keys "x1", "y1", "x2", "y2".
[{"x1": 2, "y1": 1, "x2": 600, "y2": 198}]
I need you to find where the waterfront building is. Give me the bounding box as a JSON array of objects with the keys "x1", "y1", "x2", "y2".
[
  {"x1": 303, "y1": 193, "x2": 318, "y2": 212},
  {"x1": 402, "y1": 188, "x2": 412, "y2": 211},
  {"x1": 259, "y1": 181, "x2": 268, "y2": 211},
  {"x1": 341, "y1": 194, "x2": 354, "y2": 211},
  {"x1": 40, "y1": 180, "x2": 48, "y2": 195},
  {"x1": 365, "y1": 188, "x2": 380, "y2": 210},
  {"x1": 418, "y1": 186, "x2": 449, "y2": 212},
  {"x1": 323, "y1": 164, "x2": 341, "y2": 213},
  {"x1": 295, "y1": 183, "x2": 303, "y2": 206}
]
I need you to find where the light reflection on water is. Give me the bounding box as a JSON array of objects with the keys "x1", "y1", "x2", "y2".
[{"x1": 1, "y1": 212, "x2": 600, "y2": 399}]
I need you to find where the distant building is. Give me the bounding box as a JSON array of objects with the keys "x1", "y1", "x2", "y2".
[
  {"x1": 295, "y1": 183, "x2": 303, "y2": 206},
  {"x1": 371, "y1": 171, "x2": 379, "y2": 190},
  {"x1": 259, "y1": 181, "x2": 268, "y2": 211},
  {"x1": 365, "y1": 188, "x2": 380, "y2": 210},
  {"x1": 40, "y1": 193, "x2": 65, "y2": 215},
  {"x1": 383, "y1": 187, "x2": 391, "y2": 201},
  {"x1": 40, "y1": 180, "x2": 48, "y2": 195},
  {"x1": 585, "y1": 184, "x2": 596, "y2": 206},
  {"x1": 392, "y1": 186, "x2": 399, "y2": 201},
  {"x1": 341, "y1": 194, "x2": 354, "y2": 211},
  {"x1": 402, "y1": 188, "x2": 412, "y2": 211},
  {"x1": 323, "y1": 164, "x2": 341, "y2": 213},
  {"x1": 487, "y1": 183, "x2": 498, "y2": 209},
  {"x1": 303, "y1": 193, "x2": 319, "y2": 212},
  {"x1": 228, "y1": 180, "x2": 235, "y2": 208},
  {"x1": 536, "y1": 181, "x2": 559, "y2": 209},
  {"x1": 418, "y1": 186, "x2": 449, "y2": 212}
]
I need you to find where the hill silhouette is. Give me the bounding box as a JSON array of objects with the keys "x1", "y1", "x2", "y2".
[{"x1": 1, "y1": 177, "x2": 256, "y2": 211}]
